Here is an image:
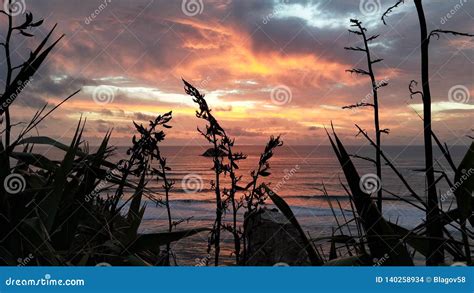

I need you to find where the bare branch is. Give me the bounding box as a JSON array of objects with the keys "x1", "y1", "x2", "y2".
[
  {"x1": 344, "y1": 46, "x2": 366, "y2": 52},
  {"x1": 367, "y1": 34, "x2": 380, "y2": 42},
  {"x1": 375, "y1": 80, "x2": 389, "y2": 89},
  {"x1": 355, "y1": 124, "x2": 425, "y2": 206},
  {"x1": 355, "y1": 127, "x2": 368, "y2": 138},
  {"x1": 11, "y1": 63, "x2": 26, "y2": 71},
  {"x1": 350, "y1": 154, "x2": 376, "y2": 165},
  {"x1": 382, "y1": 0, "x2": 405, "y2": 25},
  {"x1": 342, "y1": 102, "x2": 374, "y2": 110},
  {"x1": 349, "y1": 19, "x2": 365, "y2": 28},
  {"x1": 348, "y1": 29, "x2": 363, "y2": 35},
  {"x1": 345, "y1": 18, "x2": 385, "y2": 211},
  {"x1": 408, "y1": 80, "x2": 423, "y2": 99},
  {"x1": 346, "y1": 68, "x2": 370, "y2": 76},
  {"x1": 429, "y1": 29, "x2": 474, "y2": 41}
]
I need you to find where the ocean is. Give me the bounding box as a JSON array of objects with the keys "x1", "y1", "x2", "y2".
[{"x1": 123, "y1": 144, "x2": 468, "y2": 265}]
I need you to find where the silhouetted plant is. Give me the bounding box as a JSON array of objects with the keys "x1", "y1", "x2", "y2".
[
  {"x1": 326, "y1": 126, "x2": 414, "y2": 266},
  {"x1": 220, "y1": 136, "x2": 247, "y2": 263},
  {"x1": 128, "y1": 112, "x2": 175, "y2": 265},
  {"x1": 246, "y1": 135, "x2": 283, "y2": 213},
  {"x1": 183, "y1": 79, "x2": 228, "y2": 266},
  {"x1": 241, "y1": 135, "x2": 282, "y2": 264},
  {"x1": 0, "y1": 9, "x2": 207, "y2": 266},
  {"x1": 0, "y1": 5, "x2": 64, "y2": 222},
  {"x1": 344, "y1": 19, "x2": 388, "y2": 211},
  {"x1": 383, "y1": 0, "x2": 474, "y2": 266},
  {"x1": 0, "y1": 5, "x2": 45, "y2": 153},
  {"x1": 1, "y1": 1, "x2": 473, "y2": 268},
  {"x1": 182, "y1": 79, "x2": 284, "y2": 265}
]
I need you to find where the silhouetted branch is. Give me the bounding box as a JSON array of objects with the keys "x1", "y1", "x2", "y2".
[
  {"x1": 355, "y1": 127, "x2": 367, "y2": 138},
  {"x1": 432, "y1": 132, "x2": 457, "y2": 173},
  {"x1": 408, "y1": 80, "x2": 423, "y2": 99},
  {"x1": 371, "y1": 58, "x2": 384, "y2": 64},
  {"x1": 375, "y1": 80, "x2": 389, "y2": 89},
  {"x1": 382, "y1": 0, "x2": 405, "y2": 25},
  {"x1": 342, "y1": 102, "x2": 374, "y2": 110},
  {"x1": 411, "y1": 107, "x2": 459, "y2": 174},
  {"x1": 367, "y1": 35, "x2": 380, "y2": 42},
  {"x1": 350, "y1": 154, "x2": 376, "y2": 165},
  {"x1": 183, "y1": 79, "x2": 225, "y2": 266},
  {"x1": 346, "y1": 68, "x2": 370, "y2": 76},
  {"x1": 429, "y1": 29, "x2": 474, "y2": 41},
  {"x1": 344, "y1": 46, "x2": 366, "y2": 52},
  {"x1": 412, "y1": 0, "x2": 447, "y2": 265},
  {"x1": 354, "y1": 124, "x2": 425, "y2": 207},
  {"x1": 348, "y1": 29, "x2": 363, "y2": 35},
  {"x1": 345, "y1": 18, "x2": 385, "y2": 211}
]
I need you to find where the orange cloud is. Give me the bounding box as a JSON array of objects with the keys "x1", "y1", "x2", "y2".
[{"x1": 167, "y1": 18, "x2": 358, "y2": 89}]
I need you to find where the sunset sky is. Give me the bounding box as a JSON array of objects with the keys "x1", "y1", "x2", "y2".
[{"x1": 2, "y1": 0, "x2": 473, "y2": 146}]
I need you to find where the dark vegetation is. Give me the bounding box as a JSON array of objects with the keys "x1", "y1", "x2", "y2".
[
  {"x1": 0, "y1": 0, "x2": 473, "y2": 266},
  {"x1": 343, "y1": 19, "x2": 388, "y2": 212}
]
